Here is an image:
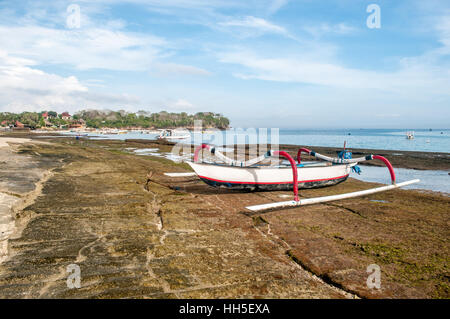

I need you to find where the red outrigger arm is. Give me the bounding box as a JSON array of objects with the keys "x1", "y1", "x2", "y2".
[
  {"x1": 297, "y1": 148, "x2": 312, "y2": 164},
  {"x1": 372, "y1": 155, "x2": 396, "y2": 184},
  {"x1": 297, "y1": 148, "x2": 396, "y2": 184},
  {"x1": 193, "y1": 144, "x2": 210, "y2": 162},
  {"x1": 274, "y1": 151, "x2": 299, "y2": 201}
]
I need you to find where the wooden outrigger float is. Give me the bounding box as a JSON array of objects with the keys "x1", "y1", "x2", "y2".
[{"x1": 165, "y1": 144, "x2": 420, "y2": 212}]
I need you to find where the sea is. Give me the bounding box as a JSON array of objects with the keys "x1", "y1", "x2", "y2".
[{"x1": 84, "y1": 128, "x2": 449, "y2": 153}]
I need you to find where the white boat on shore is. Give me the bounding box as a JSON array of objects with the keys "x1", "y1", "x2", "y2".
[
  {"x1": 165, "y1": 144, "x2": 419, "y2": 212},
  {"x1": 188, "y1": 158, "x2": 353, "y2": 191}
]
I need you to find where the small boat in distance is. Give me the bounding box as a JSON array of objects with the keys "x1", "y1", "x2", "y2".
[
  {"x1": 406, "y1": 131, "x2": 414, "y2": 139},
  {"x1": 157, "y1": 129, "x2": 190, "y2": 140}
]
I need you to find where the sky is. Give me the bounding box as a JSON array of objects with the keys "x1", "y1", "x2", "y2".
[{"x1": 0, "y1": 0, "x2": 449, "y2": 128}]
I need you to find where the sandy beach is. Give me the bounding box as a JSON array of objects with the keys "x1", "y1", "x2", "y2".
[{"x1": 0, "y1": 133, "x2": 448, "y2": 298}]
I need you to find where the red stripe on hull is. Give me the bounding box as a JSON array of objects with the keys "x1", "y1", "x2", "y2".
[{"x1": 197, "y1": 174, "x2": 349, "y2": 185}]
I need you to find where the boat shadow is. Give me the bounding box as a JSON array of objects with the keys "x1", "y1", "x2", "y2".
[{"x1": 169, "y1": 183, "x2": 253, "y2": 195}]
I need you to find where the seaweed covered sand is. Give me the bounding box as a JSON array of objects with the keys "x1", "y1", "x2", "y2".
[{"x1": 0, "y1": 135, "x2": 448, "y2": 298}]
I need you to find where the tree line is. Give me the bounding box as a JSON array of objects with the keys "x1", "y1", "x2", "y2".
[{"x1": 0, "y1": 109, "x2": 230, "y2": 130}]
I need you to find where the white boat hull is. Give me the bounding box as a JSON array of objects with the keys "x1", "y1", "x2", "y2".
[
  {"x1": 187, "y1": 161, "x2": 353, "y2": 191},
  {"x1": 158, "y1": 135, "x2": 190, "y2": 140}
]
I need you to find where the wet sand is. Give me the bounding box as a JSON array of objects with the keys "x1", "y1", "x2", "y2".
[{"x1": 0, "y1": 134, "x2": 448, "y2": 298}]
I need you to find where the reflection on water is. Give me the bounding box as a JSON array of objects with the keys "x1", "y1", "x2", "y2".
[{"x1": 352, "y1": 165, "x2": 449, "y2": 194}]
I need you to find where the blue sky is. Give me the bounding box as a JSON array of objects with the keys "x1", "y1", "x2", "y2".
[{"x1": 0, "y1": 0, "x2": 449, "y2": 128}]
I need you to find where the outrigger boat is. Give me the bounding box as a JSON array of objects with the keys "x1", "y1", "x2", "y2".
[
  {"x1": 165, "y1": 144, "x2": 419, "y2": 212},
  {"x1": 406, "y1": 131, "x2": 415, "y2": 140},
  {"x1": 157, "y1": 129, "x2": 190, "y2": 140}
]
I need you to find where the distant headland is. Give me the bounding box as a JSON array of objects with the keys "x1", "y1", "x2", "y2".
[{"x1": 0, "y1": 109, "x2": 230, "y2": 130}]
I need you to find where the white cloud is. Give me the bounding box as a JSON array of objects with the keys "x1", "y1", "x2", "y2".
[
  {"x1": 268, "y1": 0, "x2": 289, "y2": 14},
  {"x1": 219, "y1": 16, "x2": 287, "y2": 36},
  {"x1": 0, "y1": 50, "x2": 87, "y2": 95},
  {"x1": 435, "y1": 15, "x2": 450, "y2": 53},
  {"x1": 218, "y1": 29, "x2": 450, "y2": 96},
  {"x1": 303, "y1": 23, "x2": 356, "y2": 37},
  {"x1": 0, "y1": 1, "x2": 215, "y2": 112},
  {"x1": 0, "y1": 25, "x2": 166, "y2": 71},
  {"x1": 0, "y1": 50, "x2": 139, "y2": 113},
  {"x1": 154, "y1": 63, "x2": 212, "y2": 76},
  {"x1": 0, "y1": 5, "x2": 213, "y2": 75},
  {"x1": 167, "y1": 98, "x2": 195, "y2": 110}
]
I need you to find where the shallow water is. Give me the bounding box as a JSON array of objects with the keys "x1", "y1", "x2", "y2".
[
  {"x1": 63, "y1": 128, "x2": 450, "y2": 153},
  {"x1": 352, "y1": 165, "x2": 449, "y2": 194},
  {"x1": 277, "y1": 129, "x2": 450, "y2": 153},
  {"x1": 131, "y1": 148, "x2": 191, "y2": 162}
]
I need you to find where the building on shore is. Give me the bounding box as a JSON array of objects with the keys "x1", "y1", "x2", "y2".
[
  {"x1": 61, "y1": 112, "x2": 71, "y2": 121},
  {"x1": 69, "y1": 119, "x2": 86, "y2": 130},
  {"x1": 12, "y1": 121, "x2": 30, "y2": 131},
  {"x1": 15, "y1": 121, "x2": 24, "y2": 128}
]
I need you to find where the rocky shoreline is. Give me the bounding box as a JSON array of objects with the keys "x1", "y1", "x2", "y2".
[{"x1": 0, "y1": 134, "x2": 448, "y2": 298}]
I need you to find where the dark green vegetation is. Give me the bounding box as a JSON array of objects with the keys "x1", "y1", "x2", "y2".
[
  {"x1": 0, "y1": 109, "x2": 230, "y2": 130},
  {"x1": 0, "y1": 112, "x2": 44, "y2": 129},
  {"x1": 76, "y1": 110, "x2": 230, "y2": 129}
]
